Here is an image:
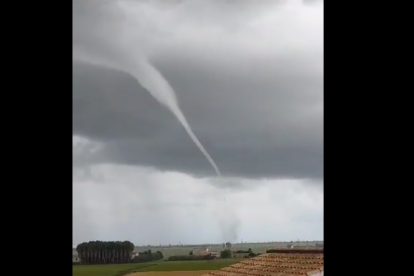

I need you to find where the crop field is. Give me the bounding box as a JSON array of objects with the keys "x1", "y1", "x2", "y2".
[
  {"x1": 203, "y1": 251, "x2": 324, "y2": 276},
  {"x1": 73, "y1": 259, "x2": 240, "y2": 276}
]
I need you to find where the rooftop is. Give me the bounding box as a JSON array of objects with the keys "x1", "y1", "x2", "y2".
[{"x1": 202, "y1": 250, "x2": 324, "y2": 276}]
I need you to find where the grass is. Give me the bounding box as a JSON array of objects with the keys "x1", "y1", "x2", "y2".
[
  {"x1": 134, "y1": 259, "x2": 241, "y2": 272},
  {"x1": 73, "y1": 259, "x2": 241, "y2": 276},
  {"x1": 73, "y1": 263, "x2": 154, "y2": 276}
]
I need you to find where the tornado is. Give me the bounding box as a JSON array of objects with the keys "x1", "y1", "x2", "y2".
[
  {"x1": 130, "y1": 57, "x2": 221, "y2": 177},
  {"x1": 73, "y1": 49, "x2": 221, "y2": 177}
]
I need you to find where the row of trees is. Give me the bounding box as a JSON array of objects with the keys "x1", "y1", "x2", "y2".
[
  {"x1": 132, "y1": 250, "x2": 163, "y2": 263},
  {"x1": 76, "y1": 241, "x2": 135, "y2": 264}
]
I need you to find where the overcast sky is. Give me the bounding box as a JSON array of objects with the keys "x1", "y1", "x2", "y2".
[{"x1": 73, "y1": 0, "x2": 323, "y2": 246}]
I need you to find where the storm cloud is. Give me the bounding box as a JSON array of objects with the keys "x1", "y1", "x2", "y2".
[{"x1": 73, "y1": 0, "x2": 323, "y2": 181}]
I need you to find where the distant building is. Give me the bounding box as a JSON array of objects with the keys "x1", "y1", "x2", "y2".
[
  {"x1": 73, "y1": 249, "x2": 80, "y2": 263},
  {"x1": 209, "y1": 251, "x2": 220, "y2": 258},
  {"x1": 192, "y1": 247, "x2": 210, "y2": 256},
  {"x1": 192, "y1": 246, "x2": 219, "y2": 258}
]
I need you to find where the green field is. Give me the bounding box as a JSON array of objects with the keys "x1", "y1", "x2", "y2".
[{"x1": 73, "y1": 259, "x2": 241, "y2": 276}]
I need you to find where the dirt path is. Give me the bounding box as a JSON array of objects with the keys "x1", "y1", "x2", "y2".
[{"x1": 129, "y1": 271, "x2": 212, "y2": 276}]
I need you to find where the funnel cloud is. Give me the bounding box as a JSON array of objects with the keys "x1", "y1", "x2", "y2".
[{"x1": 73, "y1": 48, "x2": 221, "y2": 177}]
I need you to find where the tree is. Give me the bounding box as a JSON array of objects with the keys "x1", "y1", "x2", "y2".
[
  {"x1": 220, "y1": 249, "x2": 232, "y2": 259},
  {"x1": 154, "y1": 251, "x2": 164, "y2": 260},
  {"x1": 189, "y1": 250, "x2": 193, "y2": 255},
  {"x1": 76, "y1": 240, "x2": 135, "y2": 264},
  {"x1": 225, "y1": 242, "x2": 232, "y2": 248}
]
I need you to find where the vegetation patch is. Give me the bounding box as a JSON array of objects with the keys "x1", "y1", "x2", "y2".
[
  {"x1": 133, "y1": 259, "x2": 241, "y2": 272},
  {"x1": 132, "y1": 250, "x2": 164, "y2": 263},
  {"x1": 73, "y1": 259, "x2": 240, "y2": 276},
  {"x1": 115, "y1": 264, "x2": 156, "y2": 276},
  {"x1": 73, "y1": 263, "x2": 154, "y2": 276}
]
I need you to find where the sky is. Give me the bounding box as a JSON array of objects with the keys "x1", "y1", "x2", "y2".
[{"x1": 73, "y1": 0, "x2": 324, "y2": 246}]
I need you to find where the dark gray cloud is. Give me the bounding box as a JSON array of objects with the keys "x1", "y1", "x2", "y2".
[{"x1": 73, "y1": 0, "x2": 323, "y2": 180}]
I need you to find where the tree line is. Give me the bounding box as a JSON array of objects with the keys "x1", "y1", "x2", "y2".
[
  {"x1": 76, "y1": 241, "x2": 135, "y2": 264},
  {"x1": 132, "y1": 250, "x2": 164, "y2": 263}
]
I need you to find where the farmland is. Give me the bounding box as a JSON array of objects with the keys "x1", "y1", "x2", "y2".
[
  {"x1": 134, "y1": 241, "x2": 322, "y2": 258},
  {"x1": 203, "y1": 250, "x2": 324, "y2": 276},
  {"x1": 72, "y1": 250, "x2": 325, "y2": 276},
  {"x1": 72, "y1": 241, "x2": 323, "y2": 276},
  {"x1": 72, "y1": 259, "x2": 240, "y2": 276}
]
